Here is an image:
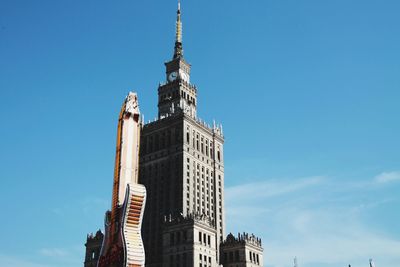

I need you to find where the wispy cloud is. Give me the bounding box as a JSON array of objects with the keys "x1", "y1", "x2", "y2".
[
  {"x1": 0, "y1": 250, "x2": 83, "y2": 267},
  {"x1": 38, "y1": 248, "x2": 69, "y2": 257},
  {"x1": 226, "y1": 176, "x2": 324, "y2": 201},
  {"x1": 374, "y1": 171, "x2": 400, "y2": 183},
  {"x1": 37, "y1": 246, "x2": 82, "y2": 267},
  {"x1": 225, "y1": 173, "x2": 400, "y2": 267},
  {"x1": 0, "y1": 254, "x2": 52, "y2": 267}
]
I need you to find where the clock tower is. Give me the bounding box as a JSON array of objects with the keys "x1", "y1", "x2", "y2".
[
  {"x1": 158, "y1": 1, "x2": 197, "y2": 119},
  {"x1": 140, "y1": 2, "x2": 225, "y2": 266}
]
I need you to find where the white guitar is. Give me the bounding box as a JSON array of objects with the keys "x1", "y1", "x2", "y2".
[{"x1": 98, "y1": 92, "x2": 146, "y2": 267}]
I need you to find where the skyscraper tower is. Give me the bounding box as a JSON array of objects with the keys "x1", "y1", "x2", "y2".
[{"x1": 139, "y1": 2, "x2": 225, "y2": 266}]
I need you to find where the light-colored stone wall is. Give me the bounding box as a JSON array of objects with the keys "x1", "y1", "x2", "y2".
[{"x1": 162, "y1": 218, "x2": 218, "y2": 267}]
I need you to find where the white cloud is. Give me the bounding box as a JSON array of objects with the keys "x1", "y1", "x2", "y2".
[
  {"x1": 0, "y1": 252, "x2": 82, "y2": 267},
  {"x1": 225, "y1": 174, "x2": 400, "y2": 267},
  {"x1": 374, "y1": 171, "x2": 400, "y2": 183},
  {"x1": 226, "y1": 176, "x2": 324, "y2": 201},
  {"x1": 38, "y1": 248, "x2": 69, "y2": 257},
  {"x1": 0, "y1": 254, "x2": 52, "y2": 267},
  {"x1": 262, "y1": 207, "x2": 400, "y2": 267}
]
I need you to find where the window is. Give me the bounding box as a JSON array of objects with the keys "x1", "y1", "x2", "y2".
[
  {"x1": 249, "y1": 251, "x2": 252, "y2": 261},
  {"x1": 183, "y1": 253, "x2": 187, "y2": 265},
  {"x1": 199, "y1": 232, "x2": 202, "y2": 242}
]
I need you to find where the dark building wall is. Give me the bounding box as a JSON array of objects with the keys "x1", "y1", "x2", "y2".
[
  {"x1": 84, "y1": 230, "x2": 103, "y2": 267},
  {"x1": 139, "y1": 114, "x2": 185, "y2": 267}
]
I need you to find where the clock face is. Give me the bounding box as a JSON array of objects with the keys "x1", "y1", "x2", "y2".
[
  {"x1": 168, "y1": 71, "x2": 178, "y2": 82},
  {"x1": 180, "y1": 71, "x2": 188, "y2": 82},
  {"x1": 184, "y1": 105, "x2": 190, "y2": 113}
]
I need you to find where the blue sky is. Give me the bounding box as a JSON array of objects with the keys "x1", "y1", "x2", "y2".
[{"x1": 0, "y1": 0, "x2": 399, "y2": 267}]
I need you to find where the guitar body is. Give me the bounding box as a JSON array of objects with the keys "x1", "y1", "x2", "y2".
[
  {"x1": 98, "y1": 184, "x2": 146, "y2": 267},
  {"x1": 97, "y1": 92, "x2": 146, "y2": 267},
  {"x1": 122, "y1": 184, "x2": 146, "y2": 267}
]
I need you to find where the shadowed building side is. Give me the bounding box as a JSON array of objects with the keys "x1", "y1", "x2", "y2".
[
  {"x1": 84, "y1": 230, "x2": 104, "y2": 267},
  {"x1": 220, "y1": 233, "x2": 263, "y2": 267}
]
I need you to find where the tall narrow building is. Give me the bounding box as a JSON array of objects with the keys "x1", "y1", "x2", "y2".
[{"x1": 139, "y1": 2, "x2": 225, "y2": 266}]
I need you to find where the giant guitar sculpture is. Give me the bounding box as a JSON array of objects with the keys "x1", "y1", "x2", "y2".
[{"x1": 98, "y1": 92, "x2": 146, "y2": 267}]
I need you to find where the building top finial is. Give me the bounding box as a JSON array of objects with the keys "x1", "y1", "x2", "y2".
[{"x1": 174, "y1": 0, "x2": 183, "y2": 58}]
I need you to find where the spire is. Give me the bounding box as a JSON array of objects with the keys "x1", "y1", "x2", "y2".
[
  {"x1": 176, "y1": 0, "x2": 182, "y2": 43},
  {"x1": 370, "y1": 259, "x2": 376, "y2": 267},
  {"x1": 174, "y1": 0, "x2": 183, "y2": 58}
]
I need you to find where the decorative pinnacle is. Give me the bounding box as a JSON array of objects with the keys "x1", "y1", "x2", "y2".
[{"x1": 174, "y1": 0, "x2": 183, "y2": 58}]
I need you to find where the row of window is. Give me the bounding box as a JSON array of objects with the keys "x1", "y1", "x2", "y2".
[
  {"x1": 159, "y1": 88, "x2": 196, "y2": 105},
  {"x1": 185, "y1": 159, "x2": 224, "y2": 224},
  {"x1": 198, "y1": 231, "x2": 212, "y2": 246},
  {"x1": 249, "y1": 251, "x2": 261, "y2": 265},
  {"x1": 169, "y1": 252, "x2": 187, "y2": 267},
  {"x1": 223, "y1": 250, "x2": 239, "y2": 263},
  {"x1": 181, "y1": 90, "x2": 195, "y2": 104},
  {"x1": 167, "y1": 252, "x2": 213, "y2": 267},
  {"x1": 222, "y1": 250, "x2": 260, "y2": 265},
  {"x1": 142, "y1": 126, "x2": 223, "y2": 160},
  {"x1": 170, "y1": 230, "x2": 188, "y2": 245},
  {"x1": 199, "y1": 253, "x2": 212, "y2": 267},
  {"x1": 142, "y1": 127, "x2": 181, "y2": 154},
  {"x1": 186, "y1": 129, "x2": 222, "y2": 161}
]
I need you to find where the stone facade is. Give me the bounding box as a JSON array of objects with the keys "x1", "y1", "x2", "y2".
[
  {"x1": 162, "y1": 214, "x2": 218, "y2": 267},
  {"x1": 220, "y1": 233, "x2": 264, "y2": 267},
  {"x1": 84, "y1": 230, "x2": 103, "y2": 267},
  {"x1": 139, "y1": 93, "x2": 225, "y2": 267},
  {"x1": 139, "y1": 8, "x2": 225, "y2": 263}
]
